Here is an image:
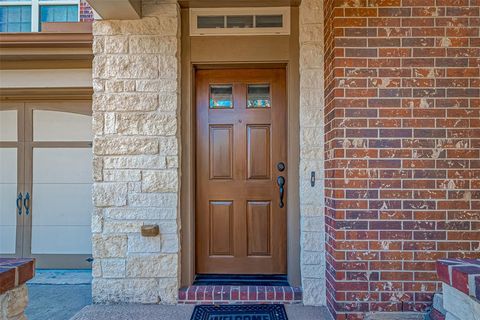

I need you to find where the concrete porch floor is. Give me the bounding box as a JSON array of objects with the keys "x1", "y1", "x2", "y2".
[{"x1": 71, "y1": 304, "x2": 333, "y2": 320}]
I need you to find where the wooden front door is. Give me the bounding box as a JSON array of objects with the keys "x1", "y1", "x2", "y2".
[{"x1": 196, "y1": 69, "x2": 287, "y2": 274}]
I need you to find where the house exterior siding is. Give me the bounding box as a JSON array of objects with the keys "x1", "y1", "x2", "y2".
[
  {"x1": 89, "y1": 0, "x2": 480, "y2": 318},
  {"x1": 323, "y1": 0, "x2": 480, "y2": 319}
]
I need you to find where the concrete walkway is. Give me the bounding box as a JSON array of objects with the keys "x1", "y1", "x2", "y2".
[
  {"x1": 71, "y1": 304, "x2": 333, "y2": 320},
  {"x1": 25, "y1": 270, "x2": 92, "y2": 320}
]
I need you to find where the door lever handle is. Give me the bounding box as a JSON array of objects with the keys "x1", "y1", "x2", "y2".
[
  {"x1": 16, "y1": 193, "x2": 23, "y2": 215},
  {"x1": 277, "y1": 176, "x2": 285, "y2": 208},
  {"x1": 23, "y1": 192, "x2": 30, "y2": 215}
]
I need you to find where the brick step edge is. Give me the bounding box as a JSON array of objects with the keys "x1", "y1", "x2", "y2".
[
  {"x1": 178, "y1": 285, "x2": 302, "y2": 304},
  {"x1": 429, "y1": 308, "x2": 446, "y2": 320}
]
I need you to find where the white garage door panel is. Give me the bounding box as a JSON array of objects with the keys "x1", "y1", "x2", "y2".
[
  {"x1": 31, "y1": 226, "x2": 91, "y2": 254},
  {"x1": 0, "y1": 148, "x2": 18, "y2": 254}
]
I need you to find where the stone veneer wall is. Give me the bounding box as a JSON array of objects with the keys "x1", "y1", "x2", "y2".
[
  {"x1": 299, "y1": 0, "x2": 327, "y2": 306},
  {"x1": 0, "y1": 285, "x2": 28, "y2": 320},
  {"x1": 323, "y1": 0, "x2": 480, "y2": 319},
  {"x1": 91, "y1": 0, "x2": 181, "y2": 303}
]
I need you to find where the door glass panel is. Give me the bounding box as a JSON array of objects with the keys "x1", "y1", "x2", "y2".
[
  {"x1": 0, "y1": 148, "x2": 17, "y2": 254},
  {"x1": 31, "y1": 148, "x2": 92, "y2": 254},
  {"x1": 0, "y1": 110, "x2": 17, "y2": 141},
  {"x1": 247, "y1": 84, "x2": 271, "y2": 108},
  {"x1": 33, "y1": 110, "x2": 92, "y2": 141},
  {"x1": 210, "y1": 85, "x2": 233, "y2": 109}
]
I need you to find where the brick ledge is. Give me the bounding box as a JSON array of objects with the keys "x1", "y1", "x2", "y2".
[{"x1": 178, "y1": 285, "x2": 302, "y2": 304}]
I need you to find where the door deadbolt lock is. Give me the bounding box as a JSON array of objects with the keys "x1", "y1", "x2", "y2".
[{"x1": 277, "y1": 162, "x2": 285, "y2": 172}]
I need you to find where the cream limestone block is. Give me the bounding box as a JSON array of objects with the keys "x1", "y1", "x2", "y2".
[
  {"x1": 92, "y1": 183, "x2": 127, "y2": 207},
  {"x1": 92, "y1": 113, "x2": 104, "y2": 135},
  {"x1": 101, "y1": 259, "x2": 126, "y2": 278},
  {"x1": 142, "y1": 170, "x2": 178, "y2": 192},
  {"x1": 157, "y1": 278, "x2": 178, "y2": 304},
  {"x1": 103, "y1": 155, "x2": 166, "y2": 170},
  {"x1": 93, "y1": 79, "x2": 105, "y2": 92},
  {"x1": 302, "y1": 216, "x2": 324, "y2": 232},
  {"x1": 302, "y1": 232, "x2": 324, "y2": 252},
  {"x1": 301, "y1": 127, "x2": 324, "y2": 147},
  {"x1": 158, "y1": 93, "x2": 178, "y2": 111},
  {"x1": 136, "y1": 79, "x2": 177, "y2": 92},
  {"x1": 92, "y1": 260, "x2": 102, "y2": 278},
  {"x1": 166, "y1": 156, "x2": 178, "y2": 169},
  {"x1": 126, "y1": 254, "x2": 177, "y2": 278},
  {"x1": 97, "y1": 55, "x2": 159, "y2": 79},
  {"x1": 128, "y1": 234, "x2": 161, "y2": 253},
  {"x1": 302, "y1": 251, "x2": 324, "y2": 265},
  {"x1": 94, "y1": 137, "x2": 158, "y2": 156},
  {"x1": 300, "y1": 69, "x2": 324, "y2": 89},
  {"x1": 115, "y1": 113, "x2": 177, "y2": 136},
  {"x1": 300, "y1": 107, "x2": 324, "y2": 127},
  {"x1": 92, "y1": 36, "x2": 105, "y2": 54},
  {"x1": 299, "y1": 0, "x2": 323, "y2": 24},
  {"x1": 93, "y1": 93, "x2": 158, "y2": 112},
  {"x1": 300, "y1": 43, "x2": 324, "y2": 69},
  {"x1": 92, "y1": 234, "x2": 127, "y2": 258},
  {"x1": 302, "y1": 278, "x2": 325, "y2": 306},
  {"x1": 93, "y1": 17, "x2": 166, "y2": 36},
  {"x1": 104, "y1": 36, "x2": 129, "y2": 54},
  {"x1": 129, "y1": 36, "x2": 177, "y2": 55},
  {"x1": 158, "y1": 136, "x2": 178, "y2": 156},
  {"x1": 105, "y1": 80, "x2": 125, "y2": 93},
  {"x1": 160, "y1": 233, "x2": 179, "y2": 253},
  {"x1": 300, "y1": 88, "x2": 324, "y2": 108},
  {"x1": 127, "y1": 193, "x2": 177, "y2": 208},
  {"x1": 103, "y1": 169, "x2": 142, "y2": 182},
  {"x1": 104, "y1": 207, "x2": 176, "y2": 220},
  {"x1": 91, "y1": 209, "x2": 103, "y2": 233},
  {"x1": 92, "y1": 156, "x2": 103, "y2": 182},
  {"x1": 300, "y1": 23, "x2": 323, "y2": 43},
  {"x1": 6, "y1": 285, "x2": 28, "y2": 318},
  {"x1": 103, "y1": 220, "x2": 144, "y2": 234}
]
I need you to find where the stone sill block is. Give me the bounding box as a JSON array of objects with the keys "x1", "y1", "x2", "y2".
[
  {"x1": 436, "y1": 258, "x2": 480, "y2": 300},
  {"x1": 0, "y1": 258, "x2": 35, "y2": 295},
  {"x1": 178, "y1": 286, "x2": 302, "y2": 304}
]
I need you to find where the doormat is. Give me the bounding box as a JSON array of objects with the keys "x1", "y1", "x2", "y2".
[{"x1": 191, "y1": 304, "x2": 288, "y2": 320}]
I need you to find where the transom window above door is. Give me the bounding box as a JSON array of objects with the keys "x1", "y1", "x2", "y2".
[{"x1": 0, "y1": 0, "x2": 80, "y2": 32}]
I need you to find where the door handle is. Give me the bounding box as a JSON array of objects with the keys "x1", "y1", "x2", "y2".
[
  {"x1": 277, "y1": 176, "x2": 285, "y2": 208},
  {"x1": 16, "y1": 193, "x2": 23, "y2": 215},
  {"x1": 23, "y1": 192, "x2": 30, "y2": 215}
]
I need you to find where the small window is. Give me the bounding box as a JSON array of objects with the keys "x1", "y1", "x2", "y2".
[
  {"x1": 190, "y1": 7, "x2": 290, "y2": 36},
  {"x1": 210, "y1": 85, "x2": 233, "y2": 109},
  {"x1": 247, "y1": 84, "x2": 271, "y2": 108},
  {"x1": 226, "y1": 15, "x2": 253, "y2": 29},
  {"x1": 39, "y1": 5, "x2": 78, "y2": 30},
  {"x1": 0, "y1": 6, "x2": 31, "y2": 32},
  {"x1": 255, "y1": 15, "x2": 283, "y2": 28},
  {"x1": 197, "y1": 15, "x2": 224, "y2": 29}
]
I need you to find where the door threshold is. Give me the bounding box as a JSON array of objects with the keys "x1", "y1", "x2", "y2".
[{"x1": 193, "y1": 274, "x2": 289, "y2": 286}]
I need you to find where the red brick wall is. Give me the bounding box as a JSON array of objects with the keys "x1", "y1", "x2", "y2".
[
  {"x1": 323, "y1": 0, "x2": 480, "y2": 319},
  {"x1": 80, "y1": 0, "x2": 95, "y2": 22}
]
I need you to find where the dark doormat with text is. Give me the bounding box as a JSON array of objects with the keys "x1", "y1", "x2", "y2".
[{"x1": 191, "y1": 304, "x2": 288, "y2": 320}]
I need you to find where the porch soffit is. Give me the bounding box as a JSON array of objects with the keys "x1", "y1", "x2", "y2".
[{"x1": 86, "y1": 0, "x2": 301, "y2": 20}]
